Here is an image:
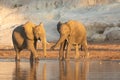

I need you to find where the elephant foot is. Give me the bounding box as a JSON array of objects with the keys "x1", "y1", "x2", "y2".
[
  {"x1": 65, "y1": 54, "x2": 70, "y2": 60},
  {"x1": 16, "y1": 59, "x2": 20, "y2": 62},
  {"x1": 15, "y1": 57, "x2": 20, "y2": 62},
  {"x1": 33, "y1": 55, "x2": 39, "y2": 61},
  {"x1": 34, "y1": 57, "x2": 39, "y2": 62},
  {"x1": 44, "y1": 54, "x2": 47, "y2": 58},
  {"x1": 65, "y1": 58, "x2": 70, "y2": 61},
  {"x1": 59, "y1": 57, "x2": 64, "y2": 61},
  {"x1": 75, "y1": 55, "x2": 80, "y2": 60},
  {"x1": 65, "y1": 57, "x2": 70, "y2": 61},
  {"x1": 82, "y1": 54, "x2": 86, "y2": 58}
]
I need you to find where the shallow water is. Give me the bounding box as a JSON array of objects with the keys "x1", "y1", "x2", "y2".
[{"x1": 0, "y1": 59, "x2": 120, "y2": 80}]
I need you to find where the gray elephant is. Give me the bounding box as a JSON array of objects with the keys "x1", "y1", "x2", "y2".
[
  {"x1": 51, "y1": 20, "x2": 89, "y2": 60},
  {"x1": 12, "y1": 21, "x2": 47, "y2": 61}
]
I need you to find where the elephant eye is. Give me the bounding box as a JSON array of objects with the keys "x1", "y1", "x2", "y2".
[{"x1": 37, "y1": 32, "x2": 41, "y2": 36}]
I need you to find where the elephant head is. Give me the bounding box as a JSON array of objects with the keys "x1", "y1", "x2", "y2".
[
  {"x1": 23, "y1": 21, "x2": 46, "y2": 41},
  {"x1": 33, "y1": 23, "x2": 47, "y2": 57},
  {"x1": 33, "y1": 23, "x2": 46, "y2": 40},
  {"x1": 51, "y1": 21, "x2": 71, "y2": 49},
  {"x1": 23, "y1": 21, "x2": 36, "y2": 40}
]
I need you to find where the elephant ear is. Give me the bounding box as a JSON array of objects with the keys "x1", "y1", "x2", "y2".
[
  {"x1": 57, "y1": 21, "x2": 62, "y2": 27},
  {"x1": 57, "y1": 21, "x2": 62, "y2": 32},
  {"x1": 39, "y1": 22, "x2": 44, "y2": 29},
  {"x1": 23, "y1": 21, "x2": 36, "y2": 40},
  {"x1": 39, "y1": 22, "x2": 45, "y2": 33}
]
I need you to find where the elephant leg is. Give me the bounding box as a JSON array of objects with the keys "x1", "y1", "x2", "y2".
[
  {"x1": 65, "y1": 43, "x2": 71, "y2": 60},
  {"x1": 82, "y1": 40, "x2": 89, "y2": 58},
  {"x1": 15, "y1": 48, "x2": 20, "y2": 62},
  {"x1": 30, "y1": 49, "x2": 39, "y2": 61},
  {"x1": 30, "y1": 52, "x2": 34, "y2": 62},
  {"x1": 63, "y1": 40, "x2": 67, "y2": 60},
  {"x1": 59, "y1": 43, "x2": 64, "y2": 60},
  {"x1": 42, "y1": 41, "x2": 46, "y2": 58},
  {"x1": 59, "y1": 40, "x2": 67, "y2": 60},
  {"x1": 59, "y1": 42, "x2": 65, "y2": 60},
  {"x1": 28, "y1": 40, "x2": 39, "y2": 61},
  {"x1": 34, "y1": 40, "x2": 37, "y2": 49},
  {"x1": 41, "y1": 38, "x2": 46, "y2": 58},
  {"x1": 30, "y1": 40, "x2": 37, "y2": 62},
  {"x1": 80, "y1": 45, "x2": 83, "y2": 51},
  {"x1": 75, "y1": 44, "x2": 79, "y2": 59}
]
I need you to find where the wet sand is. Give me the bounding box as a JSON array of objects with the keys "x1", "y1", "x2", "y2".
[{"x1": 0, "y1": 42, "x2": 120, "y2": 60}]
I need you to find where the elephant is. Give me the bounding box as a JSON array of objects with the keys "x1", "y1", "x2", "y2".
[
  {"x1": 51, "y1": 20, "x2": 89, "y2": 60},
  {"x1": 12, "y1": 21, "x2": 47, "y2": 61}
]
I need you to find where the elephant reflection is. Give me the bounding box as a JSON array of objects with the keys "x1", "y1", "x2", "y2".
[
  {"x1": 13, "y1": 61, "x2": 23, "y2": 80},
  {"x1": 59, "y1": 60, "x2": 89, "y2": 80},
  {"x1": 13, "y1": 61, "x2": 38, "y2": 80},
  {"x1": 59, "y1": 61, "x2": 74, "y2": 80},
  {"x1": 27, "y1": 62, "x2": 38, "y2": 80},
  {"x1": 76, "y1": 61, "x2": 89, "y2": 80},
  {"x1": 12, "y1": 21, "x2": 47, "y2": 61},
  {"x1": 51, "y1": 20, "x2": 89, "y2": 60}
]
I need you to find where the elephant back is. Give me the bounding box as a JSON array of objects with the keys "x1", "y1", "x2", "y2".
[{"x1": 67, "y1": 20, "x2": 86, "y2": 34}]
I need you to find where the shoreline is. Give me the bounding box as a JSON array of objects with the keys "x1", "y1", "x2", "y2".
[{"x1": 0, "y1": 42, "x2": 120, "y2": 60}]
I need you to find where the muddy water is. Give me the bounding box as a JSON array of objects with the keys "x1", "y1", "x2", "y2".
[{"x1": 0, "y1": 59, "x2": 120, "y2": 80}]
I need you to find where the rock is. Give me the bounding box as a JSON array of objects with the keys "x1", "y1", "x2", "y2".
[
  {"x1": 106, "y1": 30, "x2": 120, "y2": 41},
  {"x1": 103, "y1": 27, "x2": 120, "y2": 35},
  {"x1": 117, "y1": 22, "x2": 120, "y2": 27},
  {"x1": 91, "y1": 33, "x2": 106, "y2": 42},
  {"x1": 104, "y1": 27, "x2": 120, "y2": 41}
]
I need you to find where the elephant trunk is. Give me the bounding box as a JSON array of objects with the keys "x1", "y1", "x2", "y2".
[{"x1": 41, "y1": 36, "x2": 47, "y2": 57}]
